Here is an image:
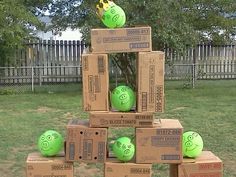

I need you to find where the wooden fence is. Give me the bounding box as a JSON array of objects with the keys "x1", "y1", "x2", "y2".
[
  {"x1": 0, "y1": 41, "x2": 236, "y2": 84},
  {"x1": 164, "y1": 44, "x2": 236, "y2": 80},
  {"x1": 165, "y1": 44, "x2": 236, "y2": 62}
]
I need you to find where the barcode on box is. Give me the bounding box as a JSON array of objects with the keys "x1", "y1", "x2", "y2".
[
  {"x1": 155, "y1": 86, "x2": 163, "y2": 112},
  {"x1": 139, "y1": 121, "x2": 153, "y2": 126},
  {"x1": 126, "y1": 28, "x2": 150, "y2": 35},
  {"x1": 141, "y1": 92, "x2": 147, "y2": 111},
  {"x1": 88, "y1": 75, "x2": 94, "y2": 93},
  {"x1": 97, "y1": 56, "x2": 105, "y2": 74},
  {"x1": 94, "y1": 75, "x2": 101, "y2": 93},
  {"x1": 69, "y1": 143, "x2": 75, "y2": 160},
  {"x1": 83, "y1": 140, "x2": 93, "y2": 160},
  {"x1": 98, "y1": 142, "x2": 105, "y2": 162},
  {"x1": 149, "y1": 65, "x2": 155, "y2": 103},
  {"x1": 135, "y1": 115, "x2": 153, "y2": 120},
  {"x1": 161, "y1": 155, "x2": 180, "y2": 160},
  {"x1": 83, "y1": 56, "x2": 89, "y2": 70}
]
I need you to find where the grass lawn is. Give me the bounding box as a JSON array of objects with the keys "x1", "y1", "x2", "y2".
[{"x1": 0, "y1": 80, "x2": 235, "y2": 177}]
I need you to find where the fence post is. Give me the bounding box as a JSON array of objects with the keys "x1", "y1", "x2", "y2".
[
  {"x1": 31, "y1": 66, "x2": 34, "y2": 92},
  {"x1": 39, "y1": 67, "x2": 42, "y2": 86},
  {"x1": 192, "y1": 64, "x2": 195, "y2": 88},
  {"x1": 192, "y1": 48, "x2": 196, "y2": 88}
]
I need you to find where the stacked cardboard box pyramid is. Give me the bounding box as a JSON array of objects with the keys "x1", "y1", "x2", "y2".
[{"x1": 26, "y1": 26, "x2": 223, "y2": 177}]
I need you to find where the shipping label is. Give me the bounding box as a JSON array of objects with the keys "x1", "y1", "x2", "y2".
[
  {"x1": 156, "y1": 129, "x2": 182, "y2": 135},
  {"x1": 126, "y1": 28, "x2": 150, "y2": 35},
  {"x1": 151, "y1": 135, "x2": 180, "y2": 150},
  {"x1": 51, "y1": 164, "x2": 72, "y2": 171},
  {"x1": 189, "y1": 172, "x2": 222, "y2": 177},
  {"x1": 130, "y1": 168, "x2": 151, "y2": 174},
  {"x1": 103, "y1": 36, "x2": 141, "y2": 43},
  {"x1": 198, "y1": 163, "x2": 222, "y2": 170},
  {"x1": 129, "y1": 42, "x2": 150, "y2": 49}
]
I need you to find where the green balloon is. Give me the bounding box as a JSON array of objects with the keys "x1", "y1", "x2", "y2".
[
  {"x1": 101, "y1": 2, "x2": 126, "y2": 28},
  {"x1": 182, "y1": 131, "x2": 203, "y2": 158},
  {"x1": 111, "y1": 85, "x2": 135, "y2": 112},
  {"x1": 38, "y1": 130, "x2": 63, "y2": 157},
  {"x1": 112, "y1": 137, "x2": 135, "y2": 162}
]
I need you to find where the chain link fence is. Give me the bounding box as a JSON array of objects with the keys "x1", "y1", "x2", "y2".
[{"x1": 0, "y1": 66, "x2": 82, "y2": 93}]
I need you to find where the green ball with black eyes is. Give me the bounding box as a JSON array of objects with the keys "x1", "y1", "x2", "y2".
[
  {"x1": 38, "y1": 130, "x2": 63, "y2": 157},
  {"x1": 101, "y1": 2, "x2": 126, "y2": 28},
  {"x1": 182, "y1": 131, "x2": 203, "y2": 158},
  {"x1": 111, "y1": 85, "x2": 135, "y2": 112},
  {"x1": 112, "y1": 137, "x2": 135, "y2": 162}
]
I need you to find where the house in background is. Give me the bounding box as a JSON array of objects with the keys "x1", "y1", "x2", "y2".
[{"x1": 36, "y1": 16, "x2": 82, "y2": 41}]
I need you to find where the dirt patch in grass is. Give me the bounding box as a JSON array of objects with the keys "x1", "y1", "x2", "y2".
[
  {"x1": 221, "y1": 156, "x2": 236, "y2": 175},
  {"x1": 172, "y1": 107, "x2": 188, "y2": 111},
  {"x1": 74, "y1": 163, "x2": 103, "y2": 177},
  {"x1": 36, "y1": 106, "x2": 59, "y2": 113},
  {"x1": 0, "y1": 161, "x2": 14, "y2": 177}
]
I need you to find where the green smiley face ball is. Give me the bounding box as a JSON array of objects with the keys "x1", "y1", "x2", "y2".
[
  {"x1": 112, "y1": 137, "x2": 135, "y2": 162},
  {"x1": 38, "y1": 130, "x2": 63, "y2": 157},
  {"x1": 102, "y1": 2, "x2": 126, "y2": 28},
  {"x1": 183, "y1": 131, "x2": 203, "y2": 158},
  {"x1": 111, "y1": 85, "x2": 135, "y2": 112}
]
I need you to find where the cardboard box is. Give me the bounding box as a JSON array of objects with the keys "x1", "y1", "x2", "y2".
[
  {"x1": 89, "y1": 111, "x2": 154, "y2": 127},
  {"x1": 169, "y1": 151, "x2": 223, "y2": 177},
  {"x1": 26, "y1": 152, "x2": 73, "y2": 177},
  {"x1": 82, "y1": 53, "x2": 109, "y2": 111},
  {"x1": 65, "y1": 119, "x2": 107, "y2": 163},
  {"x1": 105, "y1": 158, "x2": 152, "y2": 177},
  {"x1": 137, "y1": 51, "x2": 165, "y2": 113},
  {"x1": 136, "y1": 119, "x2": 183, "y2": 164},
  {"x1": 91, "y1": 27, "x2": 152, "y2": 53}
]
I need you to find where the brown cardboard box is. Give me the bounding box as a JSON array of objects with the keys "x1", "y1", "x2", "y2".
[
  {"x1": 136, "y1": 119, "x2": 183, "y2": 164},
  {"x1": 26, "y1": 152, "x2": 73, "y2": 177},
  {"x1": 169, "y1": 151, "x2": 223, "y2": 177},
  {"x1": 137, "y1": 51, "x2": 165, "y2": 113},
  {"x1": 82, "y1": 53, "x2": 109, "y2": 111},
  {"x1": 89, "y1": 111, "x2": 154, "y2": 127},
  {"x1": 65, "y1": 119, "x2": 107, "y2": 163},
  {"x1": 105, "y1": 158, "x2": 152, "y2": 177},
  {"x1": 91, "y1": 27, "x2": 152, "y2": 53}
]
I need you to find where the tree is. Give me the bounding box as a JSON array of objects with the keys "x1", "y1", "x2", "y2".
[
  {"x1": 0, "y1": 0, "x2": 49, "y2": 66},
  {"x1": 46, "y1": 0, "x2": 236, "y2": 88}
]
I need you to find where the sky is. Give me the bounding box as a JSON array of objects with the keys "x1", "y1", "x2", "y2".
[
  {"x1": 54, "y1": 28, "x2": 82, "y2": 40},
  {"x1": 37, "y1": 16, "x2": 82, "y2": 40}
]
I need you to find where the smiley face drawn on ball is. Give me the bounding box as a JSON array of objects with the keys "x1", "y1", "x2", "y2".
[
  {"x1": 119, "y1": 93, "x2": 129, "y2": 105},
  {"x1": 115, "y1": 140, "x2": 134, "y2": 158},
  {"x1": 108, "y1": 4, "x2": 120, "y2": 23},
  {"x1": 113, "y1": 88, "x2": 129, "y2": 105},
  {"x1": 122, "y1": 143, "x2": 133, "y2": 158},
  {"x1": 184, "y1": 132, "x2": 200, "y2": 152},
  {"x1": 40, "y1": 133, "x2": 59, "y2": 151}
]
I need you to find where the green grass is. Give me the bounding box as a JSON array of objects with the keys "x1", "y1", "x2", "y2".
[{"x1": 0, "y1": 80, "x2": 235, "y2": 177}]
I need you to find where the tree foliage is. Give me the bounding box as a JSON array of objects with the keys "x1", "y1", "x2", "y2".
[
  {"x1": 0, "y1": 0, "x2": 49, "y2": 66},
  {"x1": 46, "y1": 0, "x2": 236, "y2": 88},
  {"x1": 47, "y1": 0, "x2": 236, "y2": 48}
]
